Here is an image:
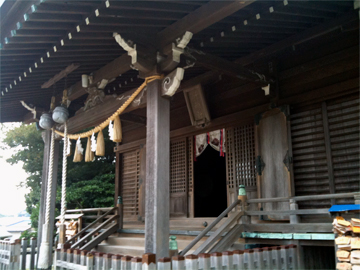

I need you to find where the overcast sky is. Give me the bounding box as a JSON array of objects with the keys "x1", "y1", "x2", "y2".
[{"x1": 0, "y1": 123, "x2": 29, "y2": 216}]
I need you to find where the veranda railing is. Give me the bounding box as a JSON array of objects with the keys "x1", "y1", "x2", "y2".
[
  {"x1": 55, "y1": 245, "x2": 298, "y2": 270},
  {"x1": 0, "y1": 238, "x2": 37, "y2": 270}
]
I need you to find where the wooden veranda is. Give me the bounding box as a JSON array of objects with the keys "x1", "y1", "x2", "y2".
[{"x1": 1, "y1": 0, "x2": 359, "y2": 268}]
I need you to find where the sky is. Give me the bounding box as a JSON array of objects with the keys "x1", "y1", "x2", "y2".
[{"x1": 0, "y1": 123, "x2": 29, "y2": 216}]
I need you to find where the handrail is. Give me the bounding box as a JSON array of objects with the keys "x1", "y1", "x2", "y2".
[
  {"x1": 65, "y1": 207, "x2": 114, "y2": 213},
  {"x1": 71, "y1": 214, "x2": 118, "y2": 249},
  {"x1": 247, "y1": 192, "x2": 359, "y2": 204},
  {"x1": 65, "y1": 207, "x2": 116, "y2": 245},
  {"x1": 179, "y1": 199, "x2": 240, "y2": 255}
]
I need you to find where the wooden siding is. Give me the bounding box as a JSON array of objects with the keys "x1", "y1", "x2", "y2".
[
  {"x1": 291, "y1": 94, "x2": 359, "y2": 208},
  {"x1": 121, "y1": 149, "x2": 140, "y2": 219}
]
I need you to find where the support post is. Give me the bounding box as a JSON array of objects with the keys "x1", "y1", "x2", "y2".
[
  {"x1": 289, "y1": 199, "x2": 300, "y2": 224},
  {"x1": 144, "y1": 78, "x2": 170, "y2": 258}
]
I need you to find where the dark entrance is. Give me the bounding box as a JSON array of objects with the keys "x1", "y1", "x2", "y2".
[{"x1": 194, "y1": 146, "x2": 227, "y2": 217}]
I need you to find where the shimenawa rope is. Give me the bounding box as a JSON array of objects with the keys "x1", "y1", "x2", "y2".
[{"x1": 54, "y1": 75, "x2": 163, "y2": 139}]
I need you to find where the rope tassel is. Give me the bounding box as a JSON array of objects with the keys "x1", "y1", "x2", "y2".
[
  {"x1": 113, "y1": 115, "x2": 122, "y2": 142},
  {"x1": 85, "y1": 136, "x2": 94, "y2": 162},
  {"x1": 96, "y1": 130, "x2": 105, "y2": 156},
  {"x1": 73, "y1": 137, "x2": 83, "y2": 162}
]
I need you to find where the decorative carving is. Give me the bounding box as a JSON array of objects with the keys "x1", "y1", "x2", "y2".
[
  {"x1": 162, "y1": 68, "x2": 184, "y2": 97},
  {"x1": 113, "y1": 32, "x2": 155, "y2": 73},
  {"x1": 160, "y1": 31, "x2": 193, "y2": 72},
  {"x1": 83, "y1": 86, "x2": 105, "y2": 111}
]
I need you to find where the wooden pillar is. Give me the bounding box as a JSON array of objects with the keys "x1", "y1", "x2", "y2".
[
  {"x1": 144, "y1": 78, "x2": 170, "y2": 258},
  {"x1": 114, "y1": 149, "x2": 122, "y2": 206},
  {"x1": 36, "y1": 130, "x2": 59, "y2": 266}
]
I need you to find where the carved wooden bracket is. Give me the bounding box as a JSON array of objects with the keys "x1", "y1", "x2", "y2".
[
  {"x1": 161, "y1": 68, "x2": 184, "y2": 97},
  {"x1": 160, "y1": 31, "x2": 193, "y2": 72},
  {"x1": 114, "y1": 33, "x2": 156, "y2": 74}
]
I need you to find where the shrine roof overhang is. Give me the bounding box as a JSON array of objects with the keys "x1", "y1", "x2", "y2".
[{"x1": 0, "y1": 0, "x2": 357, "y2": 124}]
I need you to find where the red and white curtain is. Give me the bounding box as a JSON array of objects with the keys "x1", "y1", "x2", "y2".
[{"x1": 194, "y1": 129, "x2": 225, "y2": 160}]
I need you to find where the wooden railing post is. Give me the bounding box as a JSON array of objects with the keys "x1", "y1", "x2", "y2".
[
  {"x1": 185, "y1": 254, "x2": 198, "y2": 270},
  {"x1": 21, "y1": 238, "x2": 28, "y2": 270},
  {"x1": 198, "y1": 253, "x2": 211, "y2": 270},
  {"x1": 222, "y1": 251, "x2": 233, "y2": 270},
  {"x1": 58, "y1": 224, "x2": 66, "y2": 249},
  {"x1": 243, "y1": 249, "x2": 255, "y2": 270},
  {"x1": 262, "y1": 247, "x2": 271, "y2": 270},
  {"x1": 289, "y1": 199, "x2": 300, "y2": 224},
  {"x1": 29, "y1": 238, "x2": 36, "y2": 270},
  {"x1": 253, "y1": 248, "x2": 264, "y2": 270},
  {"x1": 142, "y1": 253, "x2": 156, "y2": 270},
  {"x1": 121, "y1": 255, "x2": 133, "y2": 270},
  {"x1": 271, "y1": 246, "x2": 281, "y2": 269},
  {"x1": 233, "y1": 250, "x2": 244, "y2": 270},
  {"x1": 86, "y1": 252, "x2": 94, "y2": 270},
  {"x1": 131, "y1": 257, "x2": 142, "y2": 270},
  {"x1": 103, "y1": 253, "x2": 113, "y2": 270},
  {"x1": 80, "y1": 250, "x2": 88, "y2": 266},
  {"x1": 210, "y1": 252, "x2": 222, "y2": 270},
  {"x1": 111, "y1": 254, "x2": 122, "y2": 270},
  {"x1": 172, "y1": 255, "x2": 185, "y2": 270},
  {"x1": 157, "y1": 257, "x2": 171, "y2": 270}
]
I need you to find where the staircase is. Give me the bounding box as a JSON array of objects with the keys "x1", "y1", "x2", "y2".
[
  {"x1": 96, "y1": 199, "x2": 245, "y2": 256},
  {"x1": 96, "y1": 233, "x2": 209, "y2": 256}
]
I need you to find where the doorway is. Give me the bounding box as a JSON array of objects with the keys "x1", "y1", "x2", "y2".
[{"x1": 194, "y1": 146, "x2": 227, "y2": 217}]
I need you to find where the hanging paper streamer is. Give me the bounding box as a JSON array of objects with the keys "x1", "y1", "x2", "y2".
[
  {"x1": 113, "y1": 116, "x2": 122, "y2": 142},
  {"x1": 85, "y1": 136, "x2": 94, "y2": 162},
  {"x1": 73, "y1": 137, "x2": 84, "y2": 162},
  {"x1": 108, "y1": 120, "x2": 114, "y2": 141},
  {"x1": 96, "y1": 130, "x2": 105, "y2": 156},
  {"x1": 91, "y1": 133, "x2": 96, "y2": 152}
]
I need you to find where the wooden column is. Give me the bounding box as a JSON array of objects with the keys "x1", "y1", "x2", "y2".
[
  {"x1": 145, "y1": 78, "x2": 170, "y2": 258},
  {"x1": 36, "y1": 130, "x2": 59, "y2": 266}
]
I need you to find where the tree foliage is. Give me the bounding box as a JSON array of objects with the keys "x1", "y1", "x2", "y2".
[{"x1": 2, "y1": 123, "x2": 116, "y2": 229}]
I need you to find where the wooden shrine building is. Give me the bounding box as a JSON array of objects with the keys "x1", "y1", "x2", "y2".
[{"x1": 1, "y1": 0, "x2": 359, "y2": 268}]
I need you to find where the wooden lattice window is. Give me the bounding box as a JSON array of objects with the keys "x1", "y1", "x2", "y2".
[
  {"x1": 121, "y1": 149, "x2": 140, "y2": 217},
  {"x1": 226, "y1": 125, "x2": 256, "y2": 189},
  {"x1": 170, "y1": 139, "x2": 187, "y2": 194}
]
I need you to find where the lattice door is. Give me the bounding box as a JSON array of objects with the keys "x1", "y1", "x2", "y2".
[
  {"x1": 121, "y1": 149, "x2": 140, "y2": 219},
  {"x1": 170, "y1": 138, "x2": 188, "y2": 217},
  {"x1": 226, "y1": 125, "x2": 257, "y2": 205}
]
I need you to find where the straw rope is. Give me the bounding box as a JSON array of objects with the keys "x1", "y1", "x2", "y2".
[
  {"x1": 45, "y1": 128, "x2": 55, "y2": 224},
  {"x1": 54, "y1": 75, "x2": 163, "y2": 139},
  {"x1": 60, "y1": 121, "x2": 68, "y2": 225}
]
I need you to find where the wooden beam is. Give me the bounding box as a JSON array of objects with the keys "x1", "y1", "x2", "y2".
[
  {"x1": 157, "y1": 1, "x2": 255, "y2": 48},
  {"x1": 58, "y1": 1, "x2": 256, "y2": 102},
  {"x1": 67, "y1": 54, "x2": 131, "y2": 101},
  {"x1": 236, "y1": 11, "x2": 359, "y2": 66},
  {"x1": 184, "y1": 49, "x2": 269, "y2": 84},
  {"x1": 120, "y1": 113, "x2": 146, "y2": 125},
  {"x1": 41, "y1": 63, "x2": 80, "y2": 88}
]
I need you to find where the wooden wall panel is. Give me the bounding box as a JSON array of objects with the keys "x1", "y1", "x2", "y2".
[
  {"x1": 121, "y1": 149, "x2": 140, "y2": 219},
  {"x1": 291, "y1": 94, "x2": 359, "y2": 208},
  {"x1": 170, "y1": 139, "x2": 188, "y2": 217}
]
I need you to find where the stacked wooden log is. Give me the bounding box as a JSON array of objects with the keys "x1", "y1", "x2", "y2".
[{"x1": 335, "y1": 217, "x2": 360, "y2": 270}]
